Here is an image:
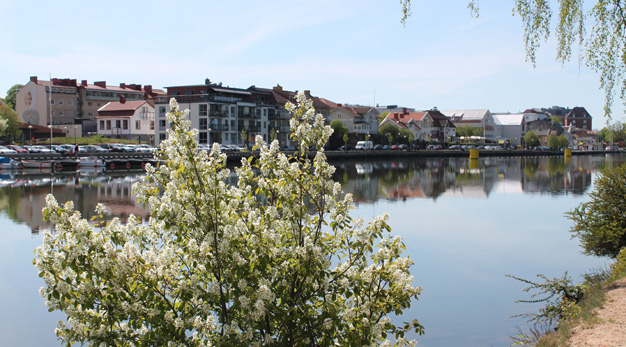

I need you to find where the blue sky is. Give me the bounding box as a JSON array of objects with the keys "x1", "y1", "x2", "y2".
[{"x1": 1, "y1": 0, "x2": 622, "y2": 127}]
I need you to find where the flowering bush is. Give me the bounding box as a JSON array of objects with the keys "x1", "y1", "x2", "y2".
[{"x1": 34, "y1": 92, "x2": 422, "y2": 346}]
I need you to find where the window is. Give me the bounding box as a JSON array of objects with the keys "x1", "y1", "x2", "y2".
[
  {"x1": 51, "y1": 99, "x2": 55, "y2": 105},
  {"x1": 106, "y1": 120, "x2": 111, "y2": 130},
  {"x1": 160, "y1": 119, "x2": 166, "y2": 130},
  {"x1": 199, "y1": 104, "x2": 208, "y2": 117},
  {"x1": 88, "y1": 102, "x2": 93, "y2": 107},
  {"x1": 51, "y1": 110, "x2": 55, "y2": 116},
  {"x1": 136, "y1": 120, "x2": 141, "y2": 130},
  {"x1": 160, "y1": 133, "x2": 167, "y2": 141},
  {"x1": 199, "y1": 118, "x2": 208, "y2": 130},
  {"x1": 68, "y1": 100, "x2": 73, "y2": 106},
  {"x1": 159, "y1": 106, "x2": 166, "y2": 116},
  {"x1": 59, "y1": 99, "x2": 64, "y2": 105},
  {"x1": 116, "y1": 120, "x2": 121, "y2": 128},
  {"x1": 199, "y1": 132, "x2": 208, "y2": 144},
  {"x1": 59, "y1": 110, "x2": 64, "y2": 116},
  {"x1": 150, "y1": 121, "x2": 154, "y2": 130},
  {"x1": 88, "y1": 112, "x2": 93, "y2": 117},
  {"x1": 68, "y1": 111, "x2": 73, "y2": 116},
  {"x1": 123, "y1": 120, "x2": 128, "y2": 130}
]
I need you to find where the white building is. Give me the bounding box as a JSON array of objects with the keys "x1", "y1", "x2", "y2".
[
  {"x1": 97, "y1": 100, "x2": 155, "y2": 144},
  {"x1": 441, "y1": 109, "x2": 496, "y2": 141},
  {"x1": 492, "y1": 113, "x2": 525, "y2": 147}
]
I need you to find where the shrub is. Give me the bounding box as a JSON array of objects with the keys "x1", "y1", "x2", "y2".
[
  {"x1": 34, "y1": 93, "x2": 422, "y2": 346},
  {"x1": 567, "y1": 164, "x2": 626, "y2": 258}
]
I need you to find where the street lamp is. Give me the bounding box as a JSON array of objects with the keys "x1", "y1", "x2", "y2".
[
  {"x1": 276, "y1": 129, "x2": 280, "y2": 146},
  {"x1": 28, "y1": 125, "x2": 33, "y2": 145}
]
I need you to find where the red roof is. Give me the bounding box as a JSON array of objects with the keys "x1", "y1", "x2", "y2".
[{"x1": 97, "y1": 100, "x2": 151, "y2": 117}]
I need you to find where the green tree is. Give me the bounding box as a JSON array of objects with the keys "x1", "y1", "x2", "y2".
[
  {"x1": 524, "y1": 130, "x2": 540, "y2": 148},
  {"x1": 0, "y1": 105, "x2": 21, "y2": 140},
  {"x1": 547, "y1": 133, "x2": 559, "y2": 149},
  {"x1": 4, "y1": 84, "x2": 23, "y2": 110},
  {"x1": 567, "y1": 164, "x2": 626, "y2": 258},
  {"x1": 378, "y1": 123, "x2": 400, "y2": 144},
  {"x1": 557, "y1": 134, "x2": 569, "y2": 148},
  {"x1": 550, "y1": 115, "x2": 563, "y2": 125},
  {"x1": 378, "y1": 111, "x2": 390, "y2": 124},
  {"x1": 400, "y1": 1, "x2": 626, "y2": 117},
  {"x1": 34, "y1": 93, "x2": 423, "y2": 346},
  {"x1": 329, "y1": 120, "x2": 348, "y2": 149}
]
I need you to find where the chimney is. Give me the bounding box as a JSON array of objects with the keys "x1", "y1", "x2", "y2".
[
  {"x1": 70, "y1": 79, "x2": 77, "y2": 87},
  {"x1": 144, "y1": 85, "x2": 152, "y2": 94},
  {"x1": 273, "y1": 84, "x2": 283, "y2": 92},
  {"x1": 81, "y1": 80, "x2": 88, "y2": 87},
  {"x1": 120, "y1": 83, "x2": 126, "y2": 89},
  {"x1": 30, "y1": 76, "x2": 38, "y2": 83},
  {"x1": 95, "y1": 81, "x2": 106, "y2": 88},
  {"x1": 403, "y1": 108, "x2": 407, "y2": 114},
  {"x1": 205, "y1": 78, "x2": 211, "y2": 85},
  {"x1": 52, "y1": 78, "x2": 59, "y2": 85},
  {"x1": 394, "y1": 113, "x2": 399, "y2": 120},
  {"x1": 304, "y1": 90, "x2": 311, "y2": 96},
  {"x1": 120, "y1": 95, "x2": 126, "y2": 104}
]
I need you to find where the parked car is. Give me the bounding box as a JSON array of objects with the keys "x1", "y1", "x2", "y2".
[
  {"x1": 51, "y1": 145, "x2": 71, "y2": 154},
  {"x1": 30, "y1": 145, "x2": 55, "y2": 153},
  {"x1": 0, "y1": 145, "x2": 17, "y2": 154},
  {"x1": 5, "y1": 145, "x2": 28, "y2": 153},
  {"x1": 426, "y1": 144, "x2": 443, "y2": 150},
  {"x1": 135, "y1": 144, "x2": 156, "y2": 153},
  {"x1": 448, "y1": 145, "x2": 461, "y2": 150},
  {"x1": 373, "y1": 144, "x2": 383, "y2": 150},
  {"x1": 82, "y1": 145, "x2": 109, "y2": 153},
  {"x1": 355, "y1": 141, "x2": 373, "y2": 150},
  {"x1": 382, "y1": 145, "x2": 391, "y2": 150},
  {"x1": 399, "y1": 144, "x2": 408, "y2": 150},
  {"x1": 339, "y1": 145, "x2": 353, "y2": 151}
]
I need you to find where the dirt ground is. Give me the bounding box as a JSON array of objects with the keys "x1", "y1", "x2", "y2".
[{"x1": 567, "y1": 278, "x2": 626, "y2": 347}]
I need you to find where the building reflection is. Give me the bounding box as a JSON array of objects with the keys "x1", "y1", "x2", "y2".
[
  {"x1": 0, "y1": 154, "x2": 624, "y2": 230},
  {"x1": 333, "y1": 154, "x2": 626, "y2": 204}
]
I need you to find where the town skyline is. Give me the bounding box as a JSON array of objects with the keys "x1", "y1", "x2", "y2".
[{"x1": 1, "y1": 0, "x2": 622, "y2": 125}]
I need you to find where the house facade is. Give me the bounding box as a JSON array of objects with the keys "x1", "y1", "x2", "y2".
[
  {"x1": 154, "y1": 80, "x2": 278, "y2": 147},
  {"x1": 492, "y1": 113, "x2": 525, "y2": 147},
  {"x1": 97, "y1": 100, "x2": 155, "y2": 144},
  {"x1": 441, "y1": 109, "x2": 495, "y2": 141},
  {"x1": 564, "y1": 107, "x2": 592, "y2": 131},
  {"x1": 16, "y1": 76, "x2": 163, "y2": 137},
  {"x1": 320, "y1": 99, "x2": 379, "y2": 135}
]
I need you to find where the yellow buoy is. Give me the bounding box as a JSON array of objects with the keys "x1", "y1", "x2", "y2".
[
  {"x1": 564, "y1": 149, "x2": 572, "y2": 157},
  {"x1": 469, "y1": 148, "x2": 479, "y2": 159}
]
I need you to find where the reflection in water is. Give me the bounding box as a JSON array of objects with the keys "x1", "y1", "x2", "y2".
[
  {"x1": 0, "y1": 170, "x2": 149, "y2": 234},
  {"x1": 334, "y1": 155, "x2": 626, "y2": 203}
]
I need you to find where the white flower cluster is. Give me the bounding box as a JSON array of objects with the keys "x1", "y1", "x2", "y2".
[{"x1": 34, "y1": 91, "x2": 422, "y2": 346}]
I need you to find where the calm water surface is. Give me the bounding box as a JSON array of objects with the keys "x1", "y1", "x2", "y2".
[{"x1": 1, "y1": 154, "x2": 625, "y2": 346}]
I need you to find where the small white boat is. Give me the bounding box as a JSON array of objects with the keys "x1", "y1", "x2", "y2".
[
  {"x1": 18, "y1": 160, "x2": 53, "y2": 171},
  {"x1": 0, "y1": 157, "x2": 18, "y2": 171},
  {"x1": 77, "y1": 157, "x2": 106, "y2": 170}
]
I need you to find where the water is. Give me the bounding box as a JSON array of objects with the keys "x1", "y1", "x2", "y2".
[{"x1": 1, "y1": 154, "x2": 624, "y2": 346}]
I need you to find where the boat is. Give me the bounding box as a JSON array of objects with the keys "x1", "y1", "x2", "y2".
[
  {"x1": 77, "y1": 157, "x2": 106, "y2": 170},
  {"x1": 0, "y1": 157, "x2": 19, "y2": 171},
  {"x1": 18, "y1": 160, "x2": 53, "y2": 171}
]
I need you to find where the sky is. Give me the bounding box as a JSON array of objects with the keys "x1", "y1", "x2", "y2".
[{"x1": 1, "y1": 0, "x2": 623, "y2": 128}]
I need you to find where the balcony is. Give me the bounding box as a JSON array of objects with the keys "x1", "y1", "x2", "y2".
[
  {"x1": 210, "y1": 112, "x2": 228, "y2": 118},
  {"x1": 209, "y1": 124, "x2": 230, "y2": 131},
  {"x1": 239, "y1": 126, "x2": 261, "y2": 133},
  {"x1": 238, "y1": 113, "x2": 260, "y2": 120},
  {"x1": 140, "y1": 112, "x2": 155, "y2": 120}
]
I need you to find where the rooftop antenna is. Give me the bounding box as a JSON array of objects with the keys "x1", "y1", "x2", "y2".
[{"x1": 49, "y1": 73, "x2": 53, "y2": 147}]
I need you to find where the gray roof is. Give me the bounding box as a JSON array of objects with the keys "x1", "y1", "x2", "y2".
[
  {"x1": 440, "y1": 109, "x2": 490, "y2": 121},
  {"x1": 492, "y1": 114, "x2": 524, "y2": 126}
]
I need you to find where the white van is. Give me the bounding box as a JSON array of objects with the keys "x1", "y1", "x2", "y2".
[{"x1": 355, "y1": 141, "x2": 373, "y2": 150}]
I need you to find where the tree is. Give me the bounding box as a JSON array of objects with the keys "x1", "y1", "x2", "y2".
[
  {"x1": 378, "y1": 123, "x2": 400, "y2": 144},
  {"x1": 4, "y1": 84, "x2": 23, "y2": 110},
  {"x1": 0, "y1": 105, "x2": 21, "y2": 140},
  {"x1": 34, "y1": 93, "x2": 423, "y2": 346},
  {"x1": 550, "y1": 116, "x2": 563, "y2": 125},
  {"x1": 547, "y1": 133, "x2": 559, "y2": 149},
  {"x1": 524, "y1": 130, "x2": 540, "y2": 148},
  {"x1": 567, "y1": 164, "x2": 626, "y2": 258},
  {"x1": 399, "y1": 1, "x2": 626, "y2": 118},
  {"x1": 330, "y1": 120, "x2": 348, "y2": 149},
  {"x1": 557, "y1": 134, "x2": 569, "y2": 148}
]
